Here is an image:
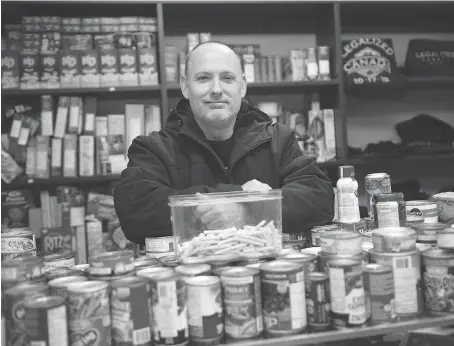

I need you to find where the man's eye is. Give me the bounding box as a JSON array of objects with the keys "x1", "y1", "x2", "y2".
[
  {"x1": 196, "y1": 76, "x2": 209, "y2": 81},
  {"x1": 223, "y1": 75, "x2": 234, "y2": 81}
]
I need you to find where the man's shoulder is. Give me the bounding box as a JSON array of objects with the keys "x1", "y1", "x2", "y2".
[
  {"x1": 265, "y1": 122, "x2": 298, "y2": 147},
  {"x1": 132, "y1": 129, "x2": 180, "y2": 158}
]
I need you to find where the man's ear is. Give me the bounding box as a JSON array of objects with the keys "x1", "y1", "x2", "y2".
[
  {"x1": 180, "y1": 74, "x2": 189, "y2": 99},
  {"x1": 241, "y1": 73, "x2": 247, "y2": 98}
]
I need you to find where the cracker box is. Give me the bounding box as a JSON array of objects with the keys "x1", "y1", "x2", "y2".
[
  {"x1": 1, "y1": 49, "x2": 20, "y2": 89},
  {"x1": 19, "y1": 52, "x2": 40, "y2": 89},
  {"x1": 59, "y1": 49, "x2": 81, "y2": 88},
  {"x1": 41, "y1": 225, "x2": 73, "y2": 255},
  {"x1": 138, "y1": 47, "x2": 158, "y2": 86},
  {"x1": 80, "y1": 49, "x2": 100, "y2": 88},
  {"x1": 40, "y1": 51, "x2": 60, "y2": 88},
  {"x1": 118, "y1": 48, "x2": 138, "y2": 86},
  {"x1": 99, "y1": 48, "x2": 119, "y2": 87}
]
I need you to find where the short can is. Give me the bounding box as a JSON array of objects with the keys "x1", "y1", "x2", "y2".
[
  {"x1": 437, "y1": 227, "x2": 454, "y2": 250},
  {"x1": 365, "y1": 173, "x2": 392, "y2": 220},
  {"x1": 412, "y1": 222, "x2": 450, "y2": 244},
  {"x1": 2, "y1": 256, "x2": 45, "y2": 287},
  {"x1": 372, "y1": 227, "x2": 417, "y2": 253},
  {"x1": 363, "y1": 263, "x2": 395, "y2": 324},
  {"x1": 44, "y1": 251, "x2": 76, "y2": 269},
  {"x1": 186, "y1": 276, "x2": 224, "y2": 345},
  {"x1": 48, "y1": 276, "x2": 88, "y2": 299},
  {"x1": 150, "y1": 273, "x2": 189, "y2": 346},
  {"x1": 319, "y1": 231, "x2": 362, "y2": 256},
  {"x1": 46, "y1": 267, "x2": 85, "y2": 282},
  {"x1": 89, "y1": 250, "x2": 135, "y2": 276},
  {"x1": 175, "y1": 264, "x2": 212, "y2": 277},
  {"x1": 133, "y1": 257, "x2": 162, "y2": 270},
  {"x1": 373, "y1": 193, "x2": 407, "y2": 228},
  {"x1": 306, "y1": 272, "x2": 331, "y2": 331},
  {"x1": 369, "y1": 249, "x2": 423, "y2": 319},
  {"x1": 406, "y1": 200, "x2": 438, "y2": 223},
  {"x1": 1, "y1": 230, "x2": 36, "y2": 253},
  {"x1": 277, "y1": 252, "x2": 318, "y2": 294},
  {"x1": 111, "y1": 276, "x2": 153, "y2": 346},
  {"x1": 310, "y1": 224, "x2": 341, "y2": 247},
  {"x1": 421, "y1": 249, "x2": 454, "y2": 315},
  {"x1": 4, "y1": 282, "x2": 49, "y2": 346},
  {"x1": 328, "y1": 259, "x2": 367, "y2": 329},
  {"x1": 220, "y1": 267, "x2": 263, "y2": 341},
  {"x1": 145, "y1": 236, "x2": 177, "y2": 253},
  {"x1": 339, "y1": 219, "x2": 368, "y2": 234},
  {"x1": 319, "y1": 250, "x2": 369, "y2": 273},
  {"x1": 136, "y1": 266, "x2": 175, "y2": 280},
  {"x1": 66, "y1": 281, "x2": 112, "y2": 346},
  {"x1": 260, "y1": 260, "x2": 307, "y2": 337},
  {"x1": 23, "y1": 296, "x2": 69, "y2": 346}
]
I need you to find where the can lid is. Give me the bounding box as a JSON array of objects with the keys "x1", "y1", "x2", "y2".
[
  {"x1": 278, "y1": 252, "x2": 317, "y2": 261},
  {"x1": 220, "y1": 266, "x2": 259, "y2": 277},
  {"x1": 5, "y1": 282, "x2": 48, "y2": 296},
  {"x1": 260, "y1": 260, "x2": 304, "y2": 273},
  {"x1": 2, "y1": 230, "x2": 34, "y2": 238},
  {"x1": 307, "y1": 272, "x2": 329, "y2": 281},
  {"x1": 412, "y1": 223, "x2": 450, "y2": 231},
  {"x1": 2, "y1": 255, "x2": 44, "y2": 267},
  {"x1": 66, "y1": 280, "x2": 109, "y2": 293},
  {"x1": 327, "y1": 258, "x2": 362, "y2": 268},
  {"x1": 422, "y1": 248, "x2": 454, "y2": 260},
  {"x1": 24, "y1": 296, "x2": 65, "y2": 309},
  {"x1": 374, "y1": 192, "x2": 404, "y2": 202},
  {"x1": 45, "y1": 251, "x2": 75, "y2": 261},
  {"x1": 338, "y1": 165, "x2": 354, "y2": 178},
  {"x1": 48, "y1": 276, "x2": 88, "y2": 287},
  {"x1": 110, "y1": 275, "x2": 150, "y2": 288},
  {"x1": 184, "y1": 275, "x2": 220, "y2": 286},
  {"x1": 363, "y1": 263, "x2": 392, "y2": 273},
  {"x1": 175, "y1": 264, "x2": 211, "y2": 275},
  {"x1": 136, "y1": 267, "x2": 174, "y2": 279}
]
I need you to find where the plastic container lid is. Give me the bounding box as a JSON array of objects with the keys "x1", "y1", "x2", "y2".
[
  {"x1": 374, "y1": 192, "x2": 404, "y2": 202},
  {"x1": 338, "y1": 165, "x2": 354, "y2": 178}
]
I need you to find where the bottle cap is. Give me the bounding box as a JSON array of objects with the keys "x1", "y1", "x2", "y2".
[{"x1": 339, "y1": 165, "x2": 355, "y2": 178}]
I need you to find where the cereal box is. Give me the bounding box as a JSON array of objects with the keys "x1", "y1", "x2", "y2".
[
  {"x1": 59, "y1": 49, "x2": 80, "y2": 88},
  {"x1": 138, "y1": 47, "x2": 158, "y2": 86},
  {"x1": 118, "y1": 48, "x2": 138, "y2": 86},
  {"x1": 1, "y1": 49, "x2": 20, "y2": 89},
  {"x1": 80, "y1": 50, "x2": 100, "y2": 88},
  {"x1": 19, "y1": 52, "x2": 40, "y2": 89},
  {"x1": 40, "y1": 51, "x2": 60, "y2": 88},
  {"x1": 99, "y1": 48, "x2": 119, "y2": 87}
]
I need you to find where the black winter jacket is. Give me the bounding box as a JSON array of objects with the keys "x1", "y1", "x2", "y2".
[{"x1": 114, "y1": 99, "x2": 334, "y2": 245}]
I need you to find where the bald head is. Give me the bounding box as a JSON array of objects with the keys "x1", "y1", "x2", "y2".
[{"x1": 184, "y1": 41, "x2": 243, "y2": 77}]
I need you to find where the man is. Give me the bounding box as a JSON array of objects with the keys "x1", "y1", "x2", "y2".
[{"x1": 114, "y1": 41, "x2": 334, "y2": 245}]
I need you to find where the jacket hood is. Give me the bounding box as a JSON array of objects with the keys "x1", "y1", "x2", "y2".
[{"x1": 165, "y1": 98, "x2": 273, "y2": 131}]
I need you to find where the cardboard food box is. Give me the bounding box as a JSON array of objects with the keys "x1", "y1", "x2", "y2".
[
  {"x1": 164, "y1": 45, "x2": 178, "y2": 84},
  {"x1": 40, "y1": 51, "x2": 60, "y2": 88},
  {"x1": 79, "y1": 135, "x2": 95, "y2": 176},
  {"x1": 118, "y1": 48, "x2": 138, "y2": 86},
  {"x1": 99, "y1": 48, "x2": 119, "y2": 87},
  {"x1": 1, "y1": 190, "x2": 34, "y2": 231},
  {"x1": 63, "y1": 134, "x2": 78, "y2": 177},
  {"x1": 59, "y1": 49, "x2": 81, "y2": 88},
  {"x1": 40, "y1": 225, "x2": 73, "y2": 255},
  {"x1": 19, "y1": 52, "x2": 40, "y2": 89},
  {"x1": 1, "y1": 49, "x2": 20, "y2": 88},
  {"x1": 80, "y1": 49, "x2": 100, "y2": 88},
  {"x1": 138, "y1": 47, "x2": 158, "y2": 86}
]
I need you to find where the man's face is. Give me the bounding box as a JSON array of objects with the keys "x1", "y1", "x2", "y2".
[{"x1": 181, "y1": 44, "x2": 247, "y2": 131}]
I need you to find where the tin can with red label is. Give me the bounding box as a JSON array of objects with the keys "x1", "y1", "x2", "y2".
[
  {"x1": 4, "y1": 282, "x2": 49, "y2": 346},
  {"x1": 66, "y1": 281, "x2": 111, "y2": 346},
  {"x1": 23, "y1": 296, "x2": 69, "y2": 346},
  {"x1": 111, "y1": 276, "x2": 152, "y2": 346}
]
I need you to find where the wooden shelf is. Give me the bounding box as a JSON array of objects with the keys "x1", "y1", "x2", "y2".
[
  {"x1": 1, "y1": 85, "x2": 161, "y2": 97},
  {"x1": 2, "y1": 175, "x2": 121, "y2": 190}
]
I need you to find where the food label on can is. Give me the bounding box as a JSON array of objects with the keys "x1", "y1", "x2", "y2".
[
  {"x1": 45, "y1": 257, "x2": 75, "y2": 269},
  {"x1": 145, "y1": 237, "x2": 175, "y2": 253},
  {"x1": 366, "y1": 174, "x2": 391, "y2": 219},
  {"x1": 306, "y1": 280, "x2": 330, "y2": 326},
  {"x1": 423, "y1": 264, "x2": 454, "y2": 314},
  {"x1": 364, "y1": 271, "x2": 395, "y2": 322},
  {"x1": 392, "y1": 256, "x2": 419, "y2": 314},
  {"x1": 48, "y1": 305, "x2": 69, "y2": 346},
  {"x1": 222, "y1": 275, "x2": 262, "y2": 339},
  {"x1": 262, "y1": 271, "x2": 306, "y2": 333},
  {"x1": 152, "y1": 280, "x2": 188, "y2": 345},
  {"x1": 329, "y1": 268, "x2": 366, "y2": 326},
  {"x1": 406, "y1": 203, "x2": 438, "y2": 223},
  {"x1": 1, "y1": 236, "x2": 35, "y2": 253},
  {"x1": 376, "y1": 202, "x2": 400, "y2": 228},
  {"x1": 187, "y1": 283, "x2": 223, "y2": 342}
]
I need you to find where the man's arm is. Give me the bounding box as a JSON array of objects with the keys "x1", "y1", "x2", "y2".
[
  {"x1": 279, "y1": 132, "x2": 335, "y2": 234},
  {"x1": 114, "y1": 136, "x2": 242, "y2": 244}
]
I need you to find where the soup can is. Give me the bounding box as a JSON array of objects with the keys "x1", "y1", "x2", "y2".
[{"x1": 365, "y1": 173, "x2": 392, "y2": 220}]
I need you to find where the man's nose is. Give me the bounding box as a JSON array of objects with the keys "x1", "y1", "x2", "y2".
[{"x1": 210, "y1": 77, "x2": 223, "y2": 95}]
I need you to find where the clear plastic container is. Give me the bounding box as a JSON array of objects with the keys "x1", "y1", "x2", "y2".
[{"x1": 168, "y1": 190, "x2": 283, "y2": 264}]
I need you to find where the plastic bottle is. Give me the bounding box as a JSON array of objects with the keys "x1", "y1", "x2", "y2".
[{"x1": 337, "y1": 165, "x2": 361, "y2": 223}]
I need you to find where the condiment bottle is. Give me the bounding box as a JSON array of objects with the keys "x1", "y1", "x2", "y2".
[{"x1": 337, "y1": 165, "x2": 361, "y2": 223}]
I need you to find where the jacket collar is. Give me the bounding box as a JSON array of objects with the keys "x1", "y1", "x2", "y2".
[{"x1": 166, "y1": 98, "x2": 273, "y2": 169}]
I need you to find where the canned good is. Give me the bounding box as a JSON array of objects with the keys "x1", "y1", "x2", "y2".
[
  {"x1": 186, "y1": 276, "x2": 224, "y2": 345},
  {"x1": 310, "y1": 224, "x2": 341, "y2": 246},
  {"x1": 159, "y1": 254, "x2": 180, "y2": 268},
  {"x1": 319, "y1": 251, "x2": 369, "y2": 273},
  {"x1": 319, "y1": 231, "x2": 362, "y2": 256},
  {"x1": 89, "y1": 250, "x2": 135, "y2": 276},
  {"x1": 145, "y1": 236, "x2": 177, "y2": 253},
  {"x1": 66, "y1": 281, "x2": 112, "y2": 346},
  {"x1": 245, "y1": 263, "x2": 264, "y2": 269},
  {"x1": 430, "y1": 192, "x2": 454, "y2": 223},
  {"x1": 1, "y1": 249, "x2": 37, "y2": 261},
  {"x1": 111, "y1": 276, "x2": 152, "y2": 346},
  {"x1": 4, "y1": 282, "x2": 49, "y2": 346},
  {"x1": 150, "y1": 273, "x2": 188, "y2": 346},
  {"x1": 88, "y1": 271, "x2": 136, "y2": 282},
  {"x1": 406, "y1": 214, "x2": 424, "y2": 227},
  {"x1": 306, "y1": 272, "x2": 331, "y2": 331},
  {"x1": 369, "y1": 249, "x2": 423, "y2": 319},
  {"x1": 236, "y1": 252, "x2": 271, "y2": 266},
  {"x1": 146, "y1": 251, "x2": 176, "y2": 260},
  {"x1": 365, "y1": 173, "x2": 392, "y2": 220},
  {"x1": 406, "y1": 201, "x2": 438, "y2": 223},
  {"x1": 44, "y1": 251, "x2": 76, "y2": 269},
  {"x1": 277, "y1": 252, "x2": 318, "y2": 293},
  {"x1": 220, "y1": 267, "x2": 263, "y2": 341},
  {"x1": 206, "y1": 254, "x2": 237, "y2": 268},
  {"x1": 282, "y1": 240, "x2": 305, "y2": 252},
  {"x1": 372, "y1": 227, "x2": 417, "y2": 253},
  {"x1": 373, "y1": 193, "x2": 407, "y2": 228},
  {"x1": 300, "y1": 247, "x2": 321, "y2": 257},
  {"x1": 437, "y1": 227, "x2": 454, "y2": 250},
  {"x1": 1, "y1": 230, "x2": 36, "y2": 253},
  {"x1": 328, "y1": 259, "x2": 367, "y2": 329},
  {"x1": 136, "y1": 266, "x2": 174, "y2": 280},
  {"x1": 412, "y1": 222, "x2": 450, "y2": 244},
  {"x1": 416, "y1": 243, "x2": 433, "y2": 252},
  {"x1": 72, "y1": 264, "x2": 90, "y2": 272},
  {"x1": 363, "y1": 264, "x2": 395, "y2": 324},
  {"x1": 2, "y1": 256, "x2": 45, "y2": 288},
  {"x1": 260, "y1": 260, "x2": 307, "y2": 337},
  {"x1": 175, "y1": 264, "x2": 212, "y2": 277},
  {"x1": 46, "y1": 267, "x2": 85, "y2": 282},
  {"x1": 48, "y1": 276, "x2": 88, "y2": 298},
  {"x1": 133, "y1": 258, "x2": 162, "y2": 270},
  {"x1": 211, "y1": 266, "x2": 235, "y2": 276},
  {"x1": 23, "y1": 296, "x2": 69, "y2": 346},
  {"x1": 339, "y1": 219, "x2": 368, "y2": 234},
  {"x1": 421, "y1": 249, "x2": 454, "y2": 315}
]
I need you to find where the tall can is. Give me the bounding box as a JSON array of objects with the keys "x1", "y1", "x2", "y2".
[
  {"x1": 260, "y1": 260, "x2": 307, "y2": 338},
  {"x1": 328, "y1": 259, "x2": 367, "y2": 329},
  {"x1": 66, "y1": 281, "x2": 112, "y2": 346},
  {"x1": 111, "y1": 276, "x2": 153, "y2": 346},
  {"x1": 220, "y1": 267, "x2": 263, "y2": 342},
  {"x1": 306, "y1": 272, "x2": 331, "y2": 332},
  {"x1": 4, "y1": 282, "x2": 49, "y2": 346},
  {"x1": 150, "y1": 273, "x2": 188, "y2": 346},
  {"x1": 185, "y1": 276, "x2": 224, "y2": 346},
  {"x1": 23, "y1": 296, "x2": 69, "y2": 346},
  {"x1": 277, "y1": 252, "x2": 318, "y2": 294},
  {"x1": 363, "y1": 264, "x2": 395, "y2": 324},
  {"x1": 365, "y1": 173, "x2": 392, "y2": 220}
]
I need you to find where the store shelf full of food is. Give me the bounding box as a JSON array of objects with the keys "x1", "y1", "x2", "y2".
[{"x1": 2, "y1": 175, "x2": 122, "y2": 190}]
